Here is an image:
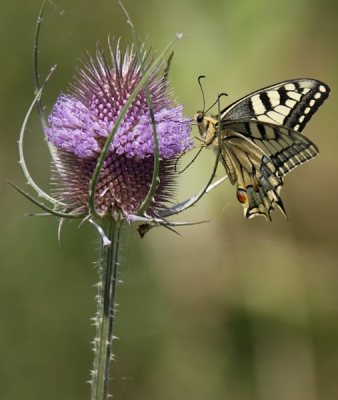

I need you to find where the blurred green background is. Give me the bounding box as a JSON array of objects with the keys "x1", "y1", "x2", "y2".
[{"x1": 1, "y1": 0, "x2": 338, "y2": 399}]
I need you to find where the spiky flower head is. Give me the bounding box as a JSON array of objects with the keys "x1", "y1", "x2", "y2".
[{"x1": 45, "y1": 40, "x2": 192, "y2": 219}]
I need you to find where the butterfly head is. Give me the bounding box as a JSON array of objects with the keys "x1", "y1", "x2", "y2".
[{"x1": 194, "y1": 111, "x2": 218, "y2": 147}]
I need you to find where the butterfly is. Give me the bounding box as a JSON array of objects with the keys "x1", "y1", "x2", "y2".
[{"x1": 195, "y1": 78, "x2": 330, "y2": 220}]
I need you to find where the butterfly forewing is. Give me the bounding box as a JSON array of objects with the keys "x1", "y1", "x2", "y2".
[
  {"x1": 196, "y1": 78, "x2": 330, "y2": 219},
  {"x1": 220, "y1": 79, "x2": 330, "y2": 132}
]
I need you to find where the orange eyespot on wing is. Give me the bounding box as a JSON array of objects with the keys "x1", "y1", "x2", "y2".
[{"x1": 237, "y1": 189, "x2": 248, "y2": 204}]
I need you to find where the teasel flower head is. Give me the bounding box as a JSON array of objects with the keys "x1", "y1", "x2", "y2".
[{"x1": 45, "y1": 40, "x2": 193, "y2": 220}]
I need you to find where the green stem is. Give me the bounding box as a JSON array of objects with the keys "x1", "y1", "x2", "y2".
[{"x1": 91, "y1": 215, "x2": 124, "y2": 400}]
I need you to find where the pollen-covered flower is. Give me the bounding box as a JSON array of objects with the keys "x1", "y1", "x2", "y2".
[{"x1": 45, "y1": 41, "x2": 193, "y2": 219}]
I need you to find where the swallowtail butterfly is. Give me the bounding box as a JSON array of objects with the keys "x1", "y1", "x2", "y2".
[{"x1": 195, "y1": 79, "x2": 330, "y2": 220}]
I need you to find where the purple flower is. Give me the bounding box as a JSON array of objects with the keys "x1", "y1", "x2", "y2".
[{"x1": 45, "y1": 41, "x2": 193, "y2": 218}]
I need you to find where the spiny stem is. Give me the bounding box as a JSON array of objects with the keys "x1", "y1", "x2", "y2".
[{"x1": 91, "y1": 215, "x2": 124, "y2": 400}]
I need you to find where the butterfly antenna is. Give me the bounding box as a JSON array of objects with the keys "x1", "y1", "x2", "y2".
[
  {"x1": 198, "y1": 75, "x2": 206, "y2": 113},
  {"x1": 205, "y1": 92, "x2": 228, "y2": 114}
]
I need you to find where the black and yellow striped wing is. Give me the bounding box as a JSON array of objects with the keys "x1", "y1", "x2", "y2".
[
  {"x1": 220, "y1": 79, "x2": 329, "y2": 132},
  {"x1": 220, "y1": 121, "x2": 319, "y2": 219}
]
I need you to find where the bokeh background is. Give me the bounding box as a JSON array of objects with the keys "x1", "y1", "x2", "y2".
[{"x1": 1, "y1": 0, "x2": 338, "y2": 399}]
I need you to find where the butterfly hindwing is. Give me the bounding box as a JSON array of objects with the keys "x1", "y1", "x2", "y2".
[
  {"x1": 219, "y1": 130, "x2": 283, "y2": 219},
  {"x1": 224, "y1": 120, "x2": 319, "y2": 176},
  {"x1": 220, "y1": 121, "x2": 319, "y2": 219}
]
